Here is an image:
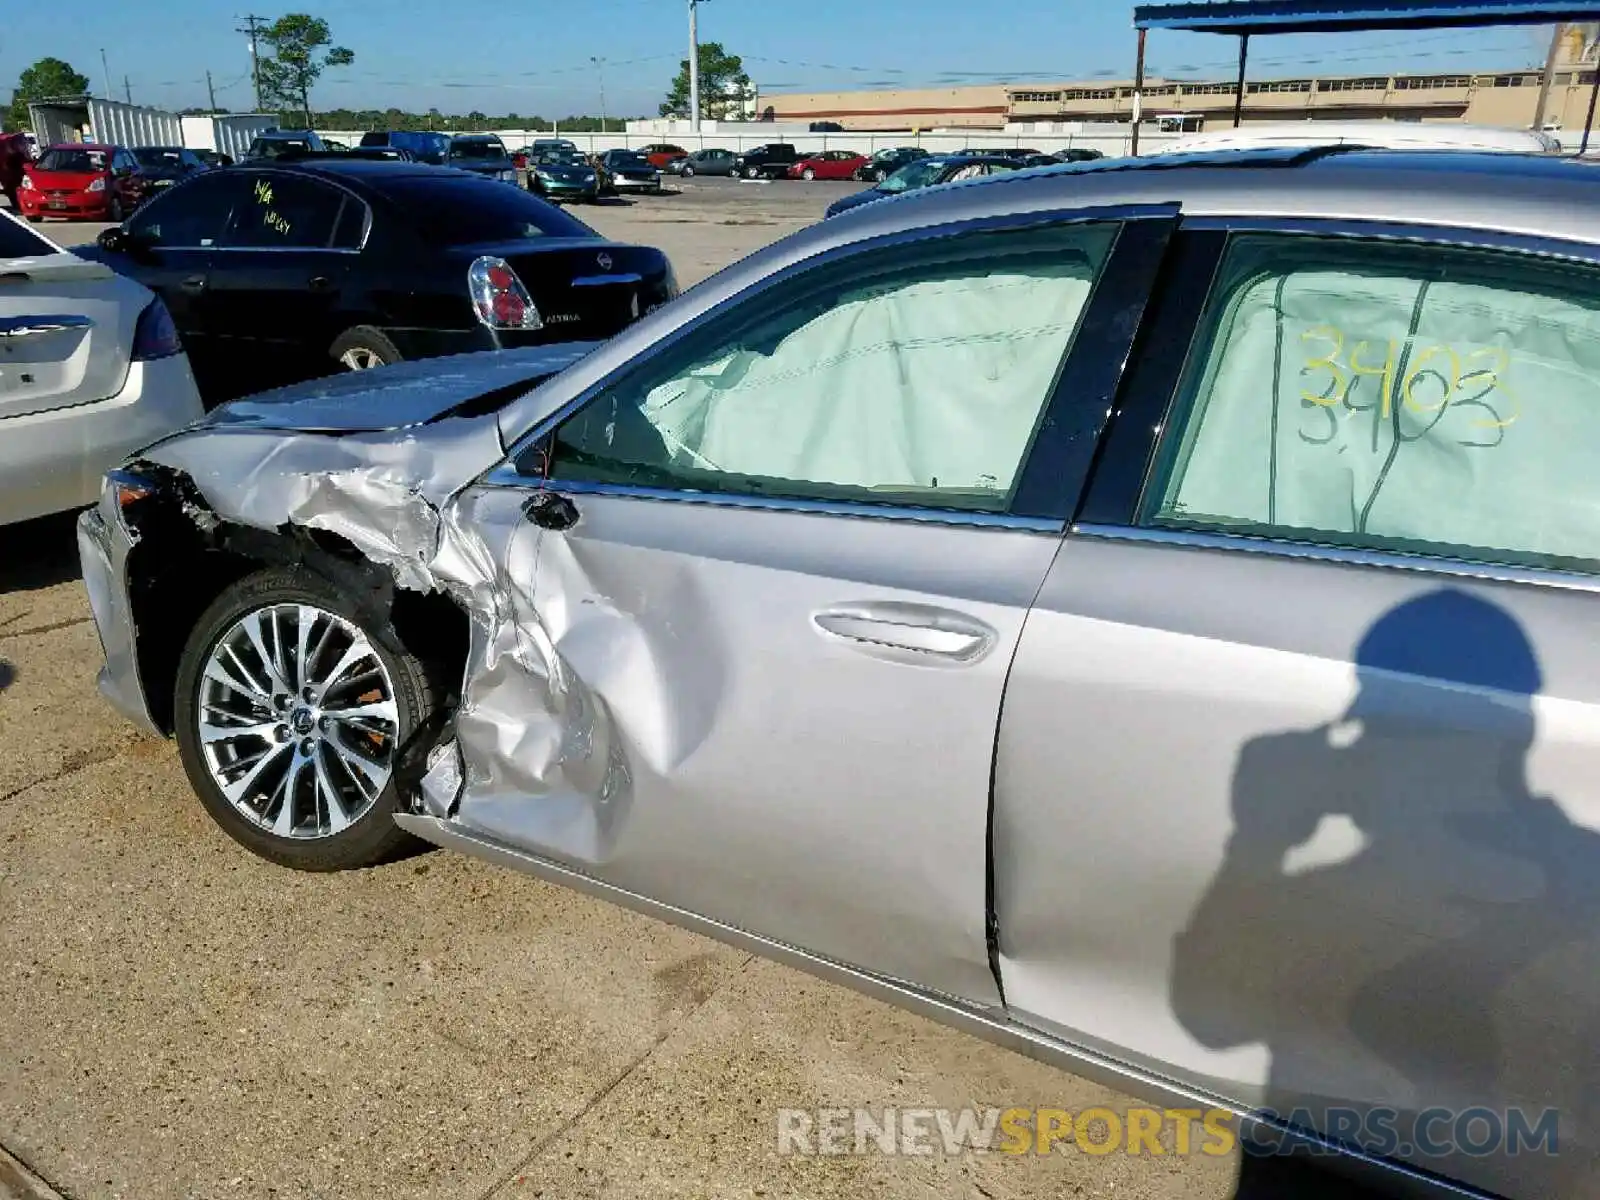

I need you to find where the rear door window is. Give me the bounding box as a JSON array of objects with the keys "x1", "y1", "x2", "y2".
[
  {"x1": 1145, "y1": 232, "x2": 1600, "y2": 573},
  {"x1": 221, "y1": 173, "x2": 344, "y2": 249}
]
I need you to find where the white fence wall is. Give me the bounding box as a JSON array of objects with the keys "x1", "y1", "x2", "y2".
[{"x1": 315, "y1": 128, "x2": 1183, "y2": 159}]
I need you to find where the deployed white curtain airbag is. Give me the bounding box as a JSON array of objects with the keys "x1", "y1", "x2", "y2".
[
  {"x1": 637, "y1": 265, "x2": 1095, "y2": 498},
  {"x1": 1160, "y1": 266, "x2": 1600, "y2": 565}
]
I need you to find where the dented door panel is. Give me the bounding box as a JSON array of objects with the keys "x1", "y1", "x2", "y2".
[{"x1": 440, "y1": 485, "x2": 1062, "y2": 1003}]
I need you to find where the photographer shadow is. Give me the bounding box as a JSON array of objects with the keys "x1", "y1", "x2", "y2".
[{"x1": 1171, "y1": 588, "x2": 1600, "y2": 1198}]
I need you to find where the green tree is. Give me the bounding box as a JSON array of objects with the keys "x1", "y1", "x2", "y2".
[
  {"x1": 257, "y1": 13, "x2": 354, "y2": 127},
  {"x1": 8, "y1": 57, "x2": 91, "y2": 131},
  {"x1": 660, "y1": 42, "x2": 748, "y2": 119}
]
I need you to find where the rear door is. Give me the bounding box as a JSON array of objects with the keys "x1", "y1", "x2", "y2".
[
  {"x1": 0, "y1": 215, "x2": 134, "y2": 419},
  {"x1": 456, "y1": 211, "x2": 1173, "y2": 1001},
  {"x1": 207, "y1": 170, "x2": 356, "y2": 389},
  {"x1": 995, "y1": 221, "x2": 1600, "y2": 1197}
]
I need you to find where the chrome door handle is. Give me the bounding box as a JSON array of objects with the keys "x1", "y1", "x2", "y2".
[{"x1": 812, "y1": 603, "x2": 996, "y2": 664}]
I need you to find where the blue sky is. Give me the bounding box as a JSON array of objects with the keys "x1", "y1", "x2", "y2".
[{"x1": 1, "y1": 0, "x2": 1558, "y2": 118}]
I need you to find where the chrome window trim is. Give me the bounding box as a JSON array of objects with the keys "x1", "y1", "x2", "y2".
[
  {"x1": 570, "y1": 273, "x2": 643, "y2": 287},
  {"x1": 496, "y1": 200, "x2": 1179, "y2": 466},
  {"x1": 1074, "y1": 522, "x2": 1600, "y2": 595},
  {"x1": 480, "y1": 471, "x2": 1065, "y2": 533}
]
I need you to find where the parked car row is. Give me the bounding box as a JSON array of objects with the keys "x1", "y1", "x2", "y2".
[
  {"x1": 650, "y1": 141, "x2": 1102, "y2": 182},
  {"x1": 17, "y1": 143, "x2": 214, "y2": 223}
]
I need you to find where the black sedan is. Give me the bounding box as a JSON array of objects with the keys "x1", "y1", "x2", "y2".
[
  {"x1": 129, "y1": 146, "x2": 210, "y2": 205},
  {"x1": 595, "y1": 149, "x2": 663, "y2": 194},
  {"x1": 447, "y1": 134, "x2": 519, "y2": 185},
  {"x1": 824, "y1": 155, "x2": 1026, "y2": 218},
  {"x1": 77, "y1": 159, "x2": 676, "y2": 406},
  {"x1": 852, "y1": 146, "x2": 928, "y2": 182}
]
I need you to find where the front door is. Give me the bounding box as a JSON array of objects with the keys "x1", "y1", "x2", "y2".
[
  {"x1": 448, "y1": 215, "x2": 1158, "y2": 1001},
  {"x1": 994, "y1": 223, "x2": 1600, "y2": 1197},
  {"x1": 113, "y1": 170, "x2": 251, "y2": 390}
]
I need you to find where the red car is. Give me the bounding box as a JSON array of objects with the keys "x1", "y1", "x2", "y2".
[
  {"x1": 639, "y1": 143, "x2": 687, "y2": 169},
  {"x1": 787, "y1": 150, "x2": 870, "y2": 181},
  {"x1": 18, "y1": 143, "x2": 141, "y2": 222}
]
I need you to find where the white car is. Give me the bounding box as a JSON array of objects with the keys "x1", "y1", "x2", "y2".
[{"x1": 0, "y1": 210, "x2": 203, "y2": 526}]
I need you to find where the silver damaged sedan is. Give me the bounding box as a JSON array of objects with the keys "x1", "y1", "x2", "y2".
[{"x1": 80, "y1": 147, "x2": 1600, "y2": 1199}]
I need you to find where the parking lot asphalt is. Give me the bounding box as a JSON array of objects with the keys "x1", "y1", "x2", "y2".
[{"x1": 3, "y1": 180, "x2": 1375, "y2": 1200}]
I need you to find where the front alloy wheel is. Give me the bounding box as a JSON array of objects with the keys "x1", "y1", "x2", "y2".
[
  {"x1": 196, "y1": 603, "x2": 397, "y2": 840},
  {"x1": 175, "y1": 567, "x2": 444, "y2": 870},
  {"x1": 340, "y1": 347, "x2": 383, "y2": 370}
]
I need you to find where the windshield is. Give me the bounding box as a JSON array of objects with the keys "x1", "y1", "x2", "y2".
[
  {"x1": 607, "y1": 152, "x2": 649, "y2": 168},
  {"x1": 132, "y1": 148, "x2": 184, "y2": 168},
  {"x1": 450, "y1": 138, "x2": 508, "y2": 161},
  {"x1": 382, "y1": 176, "x2": 596, "y2": 244},
  {"x1": 879, "y1": 158, "x2": 946, "y2": 193},
  {"x1": 36, "y1": 147, "x2": 109, "y2": 173},
  {"x1": 537, "y1": 151, "x2": 588, "y2": 168},
  {"x1": 250, "y1": 138, "x2": 312, "y2": 159}
]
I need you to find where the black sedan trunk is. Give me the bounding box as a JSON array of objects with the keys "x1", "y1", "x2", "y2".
[{"x1": 458, "y1": 240, "x2": 675, "y2": 342}]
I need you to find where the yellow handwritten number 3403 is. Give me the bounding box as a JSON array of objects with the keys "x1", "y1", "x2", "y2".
[{"x1": 1298, "y1": 324, "x2": 1520, "y2": 430}]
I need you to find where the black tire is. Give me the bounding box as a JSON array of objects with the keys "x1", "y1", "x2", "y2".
[
  {"x1": 330, "y1": 325, "x2": 403, "y2": 372},
  {"x1": 174, "y1": 565, "x2": 445, "y2": 871},
  {"x1": 108, "y1": 195, "x2": 125, "y2": 223},
  {"x1": 24, "y1": 214, "x2": 41, "y2": 223},
  {"x1": 744, "y1": 165, "x2": 760, "y2": 179},
  {"x1": 874, "y1": 168, "x2": 887, "y2": 182},
  {"x1": 801, "y1": 167, "x2": 816, "y2": 181},
  {"x1": 682, "y1": 164, "x2": 695, "y2": 177}
]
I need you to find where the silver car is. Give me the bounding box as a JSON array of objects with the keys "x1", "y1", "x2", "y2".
[
  {"x1": 79, "y1": 147, "x2": 1600, "y2": 1199},
  {"x1": 0, "y1": 210, "x2": 203, "y2": 526}
]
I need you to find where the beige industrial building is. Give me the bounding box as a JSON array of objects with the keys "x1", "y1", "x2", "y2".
[{"x1": 768, "y1": 23, "x2": 1600, "y2": 134}]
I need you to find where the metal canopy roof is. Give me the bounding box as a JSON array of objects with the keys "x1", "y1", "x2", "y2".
[{"x1": 1133, "y1": 0, "x2": 1600, "y2": 33}]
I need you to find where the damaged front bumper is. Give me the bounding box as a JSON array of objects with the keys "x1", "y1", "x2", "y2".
[{"x1": 76, "y1": 498, "x2": 161, "y2": 736}]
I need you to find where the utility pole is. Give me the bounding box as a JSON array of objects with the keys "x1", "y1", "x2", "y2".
[
  {"x1": 688, "y1": 0, "x2": 702, "y2": 132},
  {"x1": 99, "y1": 49, "x2": 113, "y2": 102},
  {"x1": 237, "y1": 14, "x2": 269, "y2": 113},
  {"x1": 592, "y1": 56, "x2": 608, "y2": 134},
  {"x1": 123, "y1": 76, "x2": 132, "y2": 105},
  {"x1": 206, "y1": 70, "x2": 218, "y2": 112},
  {"x1": 1533, "y1": 23, "x2": 1566, "y2": 132}
]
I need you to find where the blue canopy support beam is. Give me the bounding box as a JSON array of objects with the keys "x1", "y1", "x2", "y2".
[
  {"x1": 1134, "y1": 0, "x2": 1600, "y2": 34},
  {"x1": 1126, "y1": 0, "x2": 1600, "y2": 153}
]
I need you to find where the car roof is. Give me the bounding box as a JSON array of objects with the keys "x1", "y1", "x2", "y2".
[
  {"x1": 845, "y1": 147, "x2": 1600, "y2": 244},
  {"x1": 47, "y1": 142, "x2": 113, "y2": 151},
  {"x1": 234, "y1": 158, "x2": 478, "y2": 190}
]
